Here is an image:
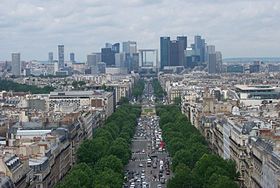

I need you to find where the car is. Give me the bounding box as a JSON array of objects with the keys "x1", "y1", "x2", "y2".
[
  {"x1": 160, "y1": 177, "x2": 165, "y2": 184},
  {"x1": 153, "y1": 163, "x2": 157, "y2": 168},
  {"x1": 141, "y1": 169, "x2": 145, "y2": 173},
  {"x1": 139, "y1": 163, "x2": 143, "y2": 167},
  {"x1": 166, "y1": 170, "x2": 170, "y2": 175},
  {"x1": 157, "y1": 184, "x2": 162, "y2": 188}
]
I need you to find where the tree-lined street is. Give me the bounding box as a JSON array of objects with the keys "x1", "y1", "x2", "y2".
[{"x1": 124, "y1": 80, "x2": 172, "y2": 188}]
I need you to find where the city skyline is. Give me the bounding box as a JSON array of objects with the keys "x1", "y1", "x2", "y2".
[{"x1": 0, "y1": 0, "x2": 280, "y2": 61}]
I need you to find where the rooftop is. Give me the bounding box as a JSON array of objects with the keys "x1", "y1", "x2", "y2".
[{"x1": 235, "y1": 85, "x2": 276, "y2": 91}]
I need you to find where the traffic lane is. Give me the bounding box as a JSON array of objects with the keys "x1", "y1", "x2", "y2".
[{"x1": 131, "y1": 141, "x2": 148, "y2": 153}]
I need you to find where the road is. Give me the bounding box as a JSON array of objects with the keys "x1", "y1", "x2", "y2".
[{"x1": 124, "y1": 80, "x2": 172, "y2": 188}]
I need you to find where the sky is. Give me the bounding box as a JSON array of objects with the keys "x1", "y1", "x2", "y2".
[{"x1": 0, "y1": 0, "x2": 279, "y2": 61}]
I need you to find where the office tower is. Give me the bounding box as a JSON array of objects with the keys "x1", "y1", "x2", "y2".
[
  {"x1": 216, "y1": 51, "x2": 222, "y2": 73},
  {"x1": 101, "y1": 48, "x2": 115, "y2": 66},
  {"x1": 48, "y1": 52, "x2": 53, "y2": 63},
  {"x1": 201, "y1": 39, "x2": 206, "y2": 62},
  {"x1": 70, "y1": 53, "x2": 75, "y2": 62},
  {"x1": 112, "y1": 43, "x2": 120, "y2": 53},
  {"x1": 87, "y1": 54, "x2": 98, "y2": 74},
  {"x1": 87, "y1": 54, "x2": 98, "y2": 67},
  {"x1": 115, "y1": 53, "x2": 126, "y2": 68},
  {"x1": 185, "y1": 48, "x2": 199, "y2": 68},
  {"x1": 132, "y1": 53, "x2": 140, "y2": 72},
  {"x1": 101, "y1": 48, "x2": 115, "y2": 67},
  {"x1": 177, "y1": 36, "x2": 187, "y2": 66},
  {"x1": 123, "y1": 41, "x2": 137, "y2": 55},
  {"x1": 11, "y1": 53, "x2": 21, "y2": 76},
  {"x1": 194, "y1": 35, "x2": 202, "y2": 51},
  {"x1": 194, "y1": 36, "x2": 206, "y2": 62},
  {"x1": 205, "y1": 45, "x2": 215, "y2": 62},
  {"x1": 170, "y1": 40, "x2": 179, "y2": 66},
  {"x1": 206, "y1": 45, "x2": 216, "y2": 55},
  {"x1": 58, "y1": 45, "x2": 64, "y2": 69},
  {"x1": 105, "y1": 43, "x2": 112, "y2": 49},
  {"x1": 160, "y1": 37, "x2": 170, "y2": 69},
  {"x1": 208, "y1": 53, "x2": 217, "y2": 74}
]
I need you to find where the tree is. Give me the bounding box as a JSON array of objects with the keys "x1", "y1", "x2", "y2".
[
  {"x1": 93, "y1": 169, "x2": 123, "y2": 188},
  {"x1": 208, "y1": 173, "x2": 239, "y2": 188},
  {"x1": 77, "y1": 137, "x2": 110, "y2": 165},
  {"x1": 167, "y1": 163, "x2": 193, "y2": 188},
  {"x1": 0, "y1": 79, "x2": 54, "y2": 94},
  {"x1": 72, "y1": 81, "x2": 79, "y2": 89},
  {"x1": 131, "y1": 79, "x2": 145, "y2": 100},
  {"x1": 174, "y1": 97, "x2": 182, "y2": 106},
  {"x1": 56, "y1": 163, "x2": 93, "y2": 188},
  {"x1": 94, "y1": 155, "x2": 123, "y2": 174},
  {"x1": 192, "y1": 154, "x2": 238, "y2": 187},
  {"x1": 119, "y1": 97, "x2": 129, "y2": 105},
  {"x1": 60, "y1": 105, "x2": 141, "y2": 187},
  {"x1": 156, "y1": 106, "x2": 238, "y2": 188},
  {"x1": 109, "y1": 138, "x2": 131, "y2": 165}
]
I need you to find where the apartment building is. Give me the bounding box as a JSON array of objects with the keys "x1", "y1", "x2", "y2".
[{"x1": 161, "y1": 72, "x2": 280, "y2": 188}]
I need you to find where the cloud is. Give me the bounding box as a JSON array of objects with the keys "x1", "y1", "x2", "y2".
[{"x1": 0, "y1": 0, "x2": 279, "y2": 60}]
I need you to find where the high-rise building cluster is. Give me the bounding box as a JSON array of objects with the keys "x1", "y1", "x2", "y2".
[
  {"x1": 87, "y1": 41, "x2": 158, "y2": 75},
  {"x1": 160, "y1": 35, "x2": 222, "y2": 74},
  {"x1": 7, "y1": 36, "x2": 225, "y2": 77}
]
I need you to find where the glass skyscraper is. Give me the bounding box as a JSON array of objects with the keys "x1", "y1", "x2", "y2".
[
  {"x1": 170, "y1": 40, "x2": 179, "y2": 66},
  {"x1": 160, "y1": 37, "x2": 170, "y2": 69},
  {"x1": 58, "y1": 45, "x2": 64, "y2": 69},
  {"x1": 177, "y1": 36, "x2": 187, "y2": 66},
  {"x1": 11, "y1": 53, "x2": 21, "y2": 76}
]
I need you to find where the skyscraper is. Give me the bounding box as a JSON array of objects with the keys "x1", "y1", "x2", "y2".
[
  {"x1": 48, "y1": 52, "x2": 53, "y2": 63},
  {"x1": 11, "y1": 53, "x2": 21, "y2": 76},
  {"x1": 123, "y1": 41, "x2": 137, "y2": 55},
  {"x1": 101, "y1": 48, "x2": 115, "y2": 66},
  {"x1": 177, "y1": 36, "x2": 187, "y2": 66},
  {"x1": 170, "y1": 40, "x2": 179, "y2": 66},
  {"x1": 87, "y1": 53, "x2": 99, "y2": 74},
  {"x1": 194, "y1": 36, "x2": 206, "y2": 62},
  {"x1": 216, "y1": 51, "x2": 223, "y2": 73},
  {"x1": 105, "y1": 43, "x2": 112, "y2": 49},
  {"x1": 160, "y1": 37, "x2": 170, "y2": 69},
  {"x1": 205, "y1": 45, "x2": 216, "y2": 62},
  {"x1": 115, "y1": 53, "x2": 126, "y2": 68},
  {"x1": 201, "y1": 39, "x2": 206, "y2": 62},
  {"x1": 87, "y1": 54, "x2": 98, "y2": 67},
  {"x1": 206, "y1": 45, "x2": 216, "y2": 55},
  {"x1": 58, "y1": 45, "x2": 64, "y2": 69},
  {"x1": 112, "y1": 43, "x2": 120, "y2": 53},
  {"x1": 70, "y1": 53, "x2": 75, "y2": 62},
  {"x1": 132, "y1": 53, "x2": 140, "y2": 72},
  {"x1": 208, "y1": 53, "x2": 217, "y2": 74}
]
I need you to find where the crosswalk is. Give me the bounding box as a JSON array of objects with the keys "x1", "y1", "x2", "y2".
[{"x1": 130, "y1": 159, "x2": 147, "y2": 162}]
